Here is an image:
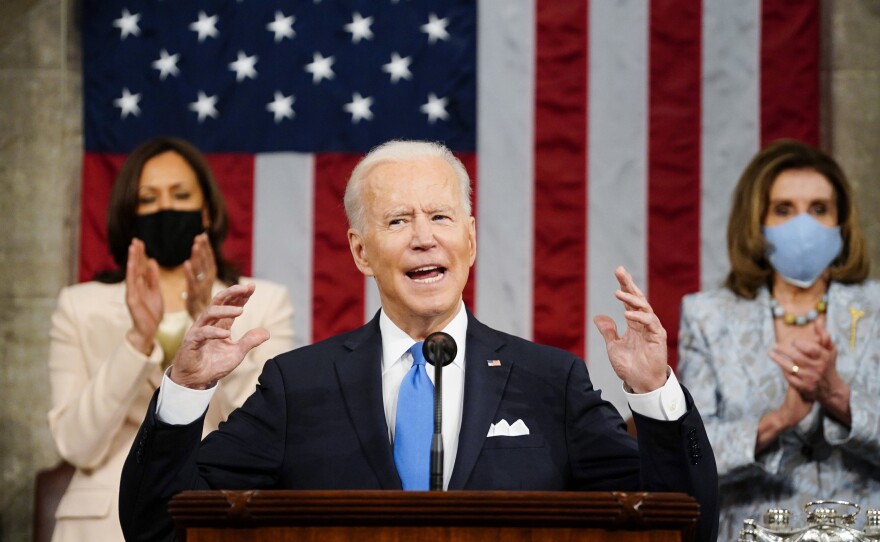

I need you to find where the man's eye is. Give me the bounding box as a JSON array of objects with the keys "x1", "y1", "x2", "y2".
[
  {"x1": 432, "y1": 214, "x2": 451, "y2": 221},
  {"x1": 389, "y1": 218, "x2": 404, "y2": 226}
]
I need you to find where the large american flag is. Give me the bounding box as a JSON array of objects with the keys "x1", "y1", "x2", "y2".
[{"x1": 80, "y1": 0, "x2": 819, "y2": 414}]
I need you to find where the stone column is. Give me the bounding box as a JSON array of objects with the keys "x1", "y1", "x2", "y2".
[
  {"x1": 0, "y1": 1, "x2": 80, "y2": 540},
  {"x1": 822, "y1": 1, "x2": 880, "y2": 272}
]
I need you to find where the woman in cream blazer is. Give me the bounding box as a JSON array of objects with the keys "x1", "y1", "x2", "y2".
[
  {"x1": 47, "y1": 136, "x2": 294, "y2": 541},
  {"x1": 48, "y1": 278, "x2": 293, "y2": 541}
]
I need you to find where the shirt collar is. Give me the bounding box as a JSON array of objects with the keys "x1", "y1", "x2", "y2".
[{"x1": 380, "y1": 301, "x2": 468, "y2": 374}]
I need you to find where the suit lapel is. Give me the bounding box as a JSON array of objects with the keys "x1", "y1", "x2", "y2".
[
  {"x1": 334, "y1": 315, "x2": 401, "y2": 489},
  {"x1": 448, "y1": 313, "x2": 510, "y2": 489}
]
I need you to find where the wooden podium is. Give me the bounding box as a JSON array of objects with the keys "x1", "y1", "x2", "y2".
[{"x1": 170, "y1": 490, "x2": 698, "y2": 542}]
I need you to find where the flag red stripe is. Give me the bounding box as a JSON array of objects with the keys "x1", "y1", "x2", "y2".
[
  {"x1": 207, "y1": 154, "x2": 254, "y2": 277},
  {"x1": 648, "y1": 0, "x2": 703, "y2": 369},
  {"x1": 312, "y1": 154, "x2": 365, "y2": 343},
  {"x1": 79, "y1": 153, "x2": 126, "y2": 281},
  {"x1": 760, "y1": 0, "x2": 820, "y2": 146},
  {"x1": 533, "y1": 0, "x2": 588, "y2": 356}
]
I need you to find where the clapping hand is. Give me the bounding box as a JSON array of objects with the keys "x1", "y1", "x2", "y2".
[
  {"x1": 125, "y1": 238, "x2": 162, "y2": 355},
  {"x1": 182, "y1": 233, "x2": 217, "y2": 320},
  {"x1": 770, "y1": 319, "x2": 851, "y2": 425},
  {"x1": 169, "y1": 283, "x2": 270, "y2": 390},
  {"x1": 593, "y1": 266, "x2": 669, "y2": 394}
]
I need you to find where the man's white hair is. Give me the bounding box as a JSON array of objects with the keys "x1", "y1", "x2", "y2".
[{"x1": 344, "y1": 140, "x2": 473, "y2": 233}]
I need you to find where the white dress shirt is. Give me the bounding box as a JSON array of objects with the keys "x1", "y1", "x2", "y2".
[
  {"x1": 380, "y1": 301, "x2": 468, "y2": 490},
  {"x1": 156, "y1": 301, "x2": 687, "y2": 486}
]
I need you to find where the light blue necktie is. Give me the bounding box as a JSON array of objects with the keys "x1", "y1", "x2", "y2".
[{"x1": 393, "y1": 341, "x2": 433, "y2": 490}]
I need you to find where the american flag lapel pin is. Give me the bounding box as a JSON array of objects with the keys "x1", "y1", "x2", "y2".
[{"x1": 487, "y1": 359, "x2": 501, "y2": 367}]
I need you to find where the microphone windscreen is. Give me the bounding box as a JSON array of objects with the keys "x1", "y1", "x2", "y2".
[{"x1": 423, "y1": 332, "x2": 457, "y2": 367}]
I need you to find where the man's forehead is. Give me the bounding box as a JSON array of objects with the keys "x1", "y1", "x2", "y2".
[{"x1": 364, "y1": 159, "x2": 458, "y2": 194}]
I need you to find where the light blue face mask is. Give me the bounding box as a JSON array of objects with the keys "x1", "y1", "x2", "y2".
[{"x1": 762, "y1": 213, "x2": 843, "y2": 288}]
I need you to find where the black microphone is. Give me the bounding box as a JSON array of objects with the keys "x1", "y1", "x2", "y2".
[{"x1": 422, "y1": 331, "x2": 457, "y2": 491}]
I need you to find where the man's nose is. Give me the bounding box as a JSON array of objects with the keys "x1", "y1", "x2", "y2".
[{"x1": 410, "y1": 216, "x2": 436, "y2": 249}]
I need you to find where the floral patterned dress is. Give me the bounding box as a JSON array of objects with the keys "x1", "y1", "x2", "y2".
[{"x1": 678, "y1": 282, "x2": 880, "y2": 541}]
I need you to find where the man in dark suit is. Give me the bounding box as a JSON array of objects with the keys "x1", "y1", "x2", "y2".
[{"x1": 119, "y1": 140, "x2": 719, "y2": 541}]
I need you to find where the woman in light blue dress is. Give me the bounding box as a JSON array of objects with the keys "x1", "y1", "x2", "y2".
[{"x1": 678, "y1": 140, "x2": 880, "y2": 541}]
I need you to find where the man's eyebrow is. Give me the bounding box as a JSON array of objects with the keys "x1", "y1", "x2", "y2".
[
  {"x1": 383, "y1": 207, "x2": 412, "y2": 219},
  {"x1": 426, "y1": 204, "x2": 455, "y2": 214}
]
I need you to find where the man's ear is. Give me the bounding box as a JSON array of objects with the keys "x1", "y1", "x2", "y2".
[{"x1": 348, "y1": 228, "x2": 375, "y2": 277}]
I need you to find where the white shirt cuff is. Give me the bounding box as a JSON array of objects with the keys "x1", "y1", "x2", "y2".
[
  {"x1": 624, "y1": 367, "x2": 687, "y2": 421},
  {"x1": 156, "y1": 368, "x2": 216, "y2": 425}
]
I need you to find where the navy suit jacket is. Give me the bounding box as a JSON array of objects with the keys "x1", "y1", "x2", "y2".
[{"x1": 120, "y1": 311, "x2": 719, "y2": 541}]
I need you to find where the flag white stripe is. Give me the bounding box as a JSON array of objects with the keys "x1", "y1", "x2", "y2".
[
  {"x1": 474, "y1": 0, "x2": 536, "y2": 339},
  {"x1": 253, "y1": 153, "x2": 314, "y2": 348},
  {"x1": 700, "y1": 0, "x2": 761, "y2": 291},
  {"x1": 365, "y1": 277, "x2": 381, "y2": 322},
  {"x1": 586, "y1": 0, "x2": 651, "y2": 415}
]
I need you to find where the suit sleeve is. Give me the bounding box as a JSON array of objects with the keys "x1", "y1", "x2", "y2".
[
  {"x1": 631, "y1": 390, "x2": 720, "y2": 542},
  {"x1": 566, "y1": 356, "x2": 719, "y2": 542},
  {"x1": 48, "y1": 286, "x2": 162, "y2": 469},
  {"x1": 119, "y1": 358, "x2": 288, "y2": 542}
]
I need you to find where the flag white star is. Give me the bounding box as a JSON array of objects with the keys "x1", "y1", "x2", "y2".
[
  {"x1": 304, "y1": 52, "x2": 335, "y2": 84},
  {"x1": 113, "y1": 9, "x2": 141, "y2": 40},
  {"x1": 344, "y1": 12, "x2": 374, "y2": 44},
  {"x1": 189, "y1": 91, "x2": 219, "y2": 122},
  {"x1": 382, "y1": 52, "x2": 413, "y2": 84},
  {"x1": 151, "y1": 49, "x2": 180, "y2": 80},
  {"x1": 344, "y1": 92, "x2": 374, "y2": 123},
  {"x1": 266, "y1": 91, "x2": 295, "y2": 123},
  {"x1": 420, "y1": 13, "x2": 450, "y2": 44},
  {"x1": 266, "y1": 11, "x2": 295, "y2": 43},
  {"x1": 420, "y1": 93, "x2": 449, "y2": 123},
  {"x1": 190, "y1": 11, "x2": 219, "y2": 42},
  {"x1": 113, "y1": 88, "x2": 141, "y2": 118},
  {"x1": 229, "y1": 51, "x2": 258, "y2": 82}
]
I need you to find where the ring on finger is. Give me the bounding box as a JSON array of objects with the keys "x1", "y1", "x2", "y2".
[
  {"x1": 790, "y1": 364, "x2": 800, "y2": 375},
  {"x1": 195, "y1": 272, "x2": 206, "y2": 282}
]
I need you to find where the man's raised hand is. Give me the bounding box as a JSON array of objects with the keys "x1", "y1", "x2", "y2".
[
  {"x1": 593, "y1": 266, "x2": 669, "y2": 394},
  {"x1": 169, "y1": 283, "x2": 270, "y2": 390}
]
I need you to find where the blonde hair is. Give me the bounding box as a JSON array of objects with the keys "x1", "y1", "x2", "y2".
[
  {"x1": 725, "y1": 139, "x2": 869, "y2": 298},
  {"x1": 343, "y1": 140, "x2": 473, "y2": 232}
]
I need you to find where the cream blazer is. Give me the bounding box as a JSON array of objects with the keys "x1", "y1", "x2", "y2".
[{"x1": 47, "y1": 277, "x2": 294, "y2": 542}]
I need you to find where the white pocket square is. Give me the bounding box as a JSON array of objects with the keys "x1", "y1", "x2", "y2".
[{"x1": 487, "y1": 419, "x2": 530, "y2": 437}]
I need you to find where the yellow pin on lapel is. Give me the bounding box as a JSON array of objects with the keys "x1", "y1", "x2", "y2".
[{"x1": 849, "y1": 306, "x2": 865, "y2": 351}]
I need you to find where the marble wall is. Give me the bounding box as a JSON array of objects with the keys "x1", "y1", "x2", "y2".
[{"x1": 0, "y1": 1, "x2": 877, "y2": 541}]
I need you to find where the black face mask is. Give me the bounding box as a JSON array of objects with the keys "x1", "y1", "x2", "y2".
[{"x1": 134, "y1": 210, "x2": 205, "y2": 268}]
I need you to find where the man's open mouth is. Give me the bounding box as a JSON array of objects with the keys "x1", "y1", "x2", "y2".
[{"x1": 406, "y1": 265, "x2": 446, "y2": 283}]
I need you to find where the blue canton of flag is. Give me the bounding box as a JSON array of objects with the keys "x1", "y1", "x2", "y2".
[{"x1": 83, "y1": 0, "x2": 477, "y2": 153}]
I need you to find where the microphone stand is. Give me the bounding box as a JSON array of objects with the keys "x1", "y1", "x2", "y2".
[
  {"x1": 430, "y1": 359, "x2": 444, "y2": 491},
  {"x1": 423, "y1": 332, "x2": 457, "y2": 491}
]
